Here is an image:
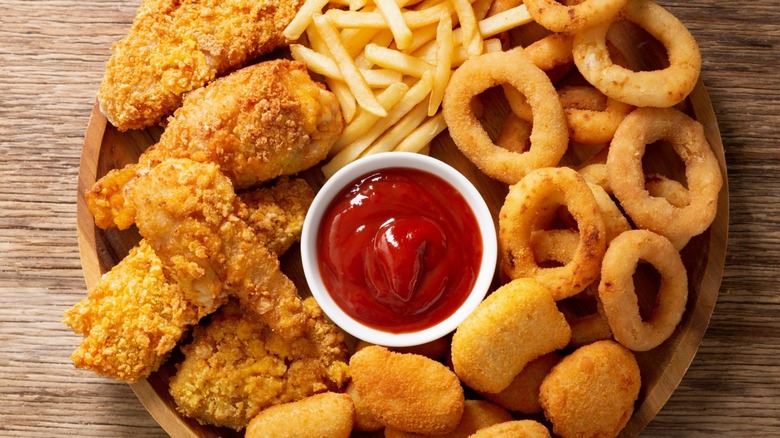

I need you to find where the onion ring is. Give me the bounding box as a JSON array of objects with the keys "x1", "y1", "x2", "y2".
[
  {"x1": 644, "y1": 173, "x2": 692, "y2": 250},
  {"x1": 502, "y1": 34, "x2": 575, "y2": 121},
  {"x1": 572, "y1": 0, "x2": 702, "y2": 107},
  {"x1": 443, "y1": 49, "x2": 569, "y2": 184},
  {"x1": 524, "y1": 0, "x2": 628, "y2": 33},
  {"x1": 598, "y1": 229, "x2": 688, "y2": 351},
  {"x1": 499, "y1": 167, "x2": 606, "y2": 300},
  {"x1": 558, "y1": 85, "x2": 634, "y2": 144},
  {"x1": 607, "y1": 107, "x2": 722, "y2": 240}
]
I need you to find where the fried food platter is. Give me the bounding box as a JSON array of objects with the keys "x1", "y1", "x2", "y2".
[{"x1": 76, "y1": 17, "x2": 728, "y2": 438}]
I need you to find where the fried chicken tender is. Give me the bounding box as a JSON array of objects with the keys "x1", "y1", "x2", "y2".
[
  {"x1": 88, "y1": 59, "x2": 343, "y2": 230},
  {"x1": 64, "y1": 240, "x2": 198, "y2": 382},
  {"x1": 126, "y1": 158, "x2": 307, "y2": 339},
  {"x1": 245, "y1": 392, "x2": 355, "y2": 438},
  {"x1": 63, "y1": 178, "x2": 314, "y2": 382},
  {"x1": 169, "y1": 298, "x2": 350, "y2": 431},
  {"x1": 98, "y1": 0, "x2": 304, "y2": 131}
]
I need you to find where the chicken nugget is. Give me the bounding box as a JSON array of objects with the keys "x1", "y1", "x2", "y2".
[
  {"x1": 244, "y1": 392, "x2": 354, "y2": 438},
  {"x1": 350, "y1": 345, "x2": 464, "y2": 435},
  {"x1": 468, "y1": 420, "x2": 551, "y2": 437},
  {"x1": 451, "y1": 278, "x2": 571, "y2": 393},
  {"x1": 539, "y1": 340, "x2": 641, "y2": 438},
  {"x1": 480, "y1": 352, "x2": 561, "y2": 414},
  {"x1": 345, "y1": 381, "x2": 384, "y2": 432},
  {"x1": 385, "y1": 399, "x2": 513, "y2": 438}
]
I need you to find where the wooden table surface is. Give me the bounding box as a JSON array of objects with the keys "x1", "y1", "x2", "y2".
[{"x1": 1, "y1": 0, "x2": 778, "y2": 436}]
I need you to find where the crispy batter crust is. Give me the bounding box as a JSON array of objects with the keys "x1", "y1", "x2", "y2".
[{"x1": 98, "y1": 0, "x2": 304, "y2": 130}]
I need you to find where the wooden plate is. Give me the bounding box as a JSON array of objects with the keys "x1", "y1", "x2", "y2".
[{"x1": 76, "y1": 23, "x2": 729, "y2": 438}]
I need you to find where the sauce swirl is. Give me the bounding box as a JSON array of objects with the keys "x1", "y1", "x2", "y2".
[{"x1": 317, "y1": 167, "x2": 483, "y2": 333}]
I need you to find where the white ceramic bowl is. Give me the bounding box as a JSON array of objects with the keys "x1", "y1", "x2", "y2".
[{"x1": 301, "y1": 152, "x2": 497, "y2": 347}]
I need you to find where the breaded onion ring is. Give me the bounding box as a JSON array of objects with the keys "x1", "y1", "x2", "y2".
[
  {"x1": 451, "y1": 278, "x2": 571, "y2": 394},
  {"x1": 502, "y1": 34, "x2": 575, "y2": 120},
  {"x1": 572, "y1": 0, "x2": 702, "y2": 108},
  {"x1": 443, "y1": 49, "x2": 568, "y2": 185},
  {"x1": 558, "y1": 85, "x2": 634, "y2": 144},
  {"x1": 607, "y1": 107, "x2": 722, "y2": 240},
  {"x1": 499, "y1": 167, "x2": 607, "y2": 300},
  {"x1": 539, "y1": 340, "x2": 640, "y2": 438},
  {"x1": 646, "y1": 173, "x2": 693, "y2": 250},
  {"x1": 524, "y1": 0, "x2": 628, "y2": 33},
  {"x1": 598, "y1": 229, "x2": 688, "y2": 351}
]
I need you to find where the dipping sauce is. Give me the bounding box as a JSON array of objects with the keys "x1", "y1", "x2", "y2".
[{"x1": 317, "y1": 167, "x2": 483, "y2": 333}]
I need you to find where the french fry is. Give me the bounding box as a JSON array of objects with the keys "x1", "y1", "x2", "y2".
[
  {"x1": 452, "y1": 0, "x2": 482, "y2": 57},
  {"x1": 374, "y1": 0, "x2": 413, "y2": 49},
  {"x1": 361, "y1": 100, "x2": 430, "y2": 156},
  {"x1": 354, "y1": 30, "x2": 395, "y2": 69},
  {"x1": 322, "y1": 71, "x2": 434, "y2": 178},
  {"x1": 429, "y1": 10, "x2": 453, "y2": 116},
  {"x1": 331, "y1": 82, "x2": 410, "y2": 153},
  {"x1": 291, "y1": 44, "x2": 403, "y2": 87},
  {"x1": 364, "y1": 44, "x2": 434, "y2": 77},
  {"x1": 394, "y1": 112, "x2": 447, "y2": 153},
  {"x1": 313, "y1": 14, "x2": 387, "y2": 117},
  {"x1": 283, "y1": 0, "x2": 331, "y2": 40}
]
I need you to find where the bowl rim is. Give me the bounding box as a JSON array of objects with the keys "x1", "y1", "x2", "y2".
[{"x1": 300, "y1": 152, "x2": 498, "y2": 347}]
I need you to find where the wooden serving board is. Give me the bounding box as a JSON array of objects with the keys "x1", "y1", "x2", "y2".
[{"x1": 76, "y1": 23, "x2": 728, "y2": 438}]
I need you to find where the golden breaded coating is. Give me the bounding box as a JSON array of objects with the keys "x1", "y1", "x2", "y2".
[
  {"x1": 98, "y1": 0, "x2": 304, "y2": 131},
  {"x1": 539, "y1": 340, "x2": 641, "y2": 438},
  {"x1": 239, "y1": 177, "x2": 314, "y2": 257},
  {"x1": 88, "y1": 59, "x2": 342, "y2": 230},
  {"x1": 63, "y1": 240, "x2": 198, "y2": 382},
  {"x1": 345, "y1": 381, "x2": 384, "y2": 432},
  {"x1": 64, "y1": 178, "x2": 313, "y2": 382},
  {"x1": 385, "y1": 400, "x2": 513, "y2": 438},
  {"x1": 126, "y1": 159, "x2": 307, "y2": 339},
  {"x1": 169, "y1": 298, "x2": 350, "y2": 430},
  {"x1": 479, "y1": 352, "x2": 561, "y2": 414},
  {"x1": 468, "y1": 420, "x2": 551, "y2": 437},
  {"x1": 350, "y1": 345, "x2": 464, "y2": 435},
  {"x1": 451, "y1": 278, "x2": 571, "y2": 394},
  {"x1": 245, "y1": 392, "x2": 355, "y2": 438}
]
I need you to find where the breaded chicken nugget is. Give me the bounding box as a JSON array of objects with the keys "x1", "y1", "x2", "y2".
[
  {"x1": 350, "y1": 345, "x2": 464, "y2": 435},
  {"x1": 480, "y1": 352, "x2": 561, "y2": 414},
  {"x1": 539, "y1": 340, "x2": 641, "y2": 438},
  {"x1": 169, "y1": 298, "x2": 349, "y2": 430},
  {"x1": 385, "y1": 399, "x2": 513, "y2": 438},
  {"x1": 468, "y1": 420, "x2": 551, "y2": 437},
  {"x1": 244, "y1": 392, "x2": 355, "y2": 438},
  {"x1": 451, "y1": 278, "x2": 571, "y2": 393},
  {"x1": 345, "y1": 381, "x2": 384, "y2": 432}
]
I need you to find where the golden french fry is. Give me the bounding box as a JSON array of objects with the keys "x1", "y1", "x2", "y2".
[
  {"x1": 452, "y1": 0, "x2": 482, "y2": 57},
  {"x1": 429, "y1": 10, "x2": 453, "y2": 116},
  {"x1": 375, "y1": 0, "x2": 413, "y2": 49},
  {"x1": 361, "y1": 101, "x2": 430, "y2": 156},
  {"x1": 364, "y1": 43, "x2": 434, "y2": 77},
  {"x1": 322, "y1": 71, "x2": 434, "y2": 178},
  {"x1": 291, "y1": 45, "x2": 402, "y2": 88},
  {"x1": 313, "y1": 14, "x2": 387, "y2": 117},
  {"x1": 331, "y1": 82, "x2": 410, "y2": 154},
  {"x1": 354, "y1": 30, "x2": 395, "y2": 69},
  {"x1": 394, "y1": 112, "x2": 447, "y2": 153},
  {"x1": 282, "y1": 0, "x2": 330, "y2": 40}
]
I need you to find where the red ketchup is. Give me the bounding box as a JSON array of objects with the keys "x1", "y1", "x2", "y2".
[{"x1": 317, "y1": 167, "x2": 483, "y2": 333}]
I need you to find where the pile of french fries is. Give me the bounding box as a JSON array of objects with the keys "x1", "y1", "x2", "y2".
[{"x1": 283, "y1": 0, "x2": 533, "y2": 178}]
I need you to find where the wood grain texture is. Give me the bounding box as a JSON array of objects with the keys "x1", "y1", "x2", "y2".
[{"x1": 0, "y1": 0, "x2": 778, "y2": 437}]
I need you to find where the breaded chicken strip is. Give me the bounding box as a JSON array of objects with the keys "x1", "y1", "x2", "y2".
[
  {"x1": 126, "y1": 158, "x2": 307, "y2": 340},
  {"x1": 98, "y1": 0, "x2": 304, "y2": 131},
  {"x1": 169, "y1": 298, "x2": 350, "y2": 431},
  {"x1": 63, "y1": 178, "x2": 314, "y2": 382},
  {"x1": 88, "y1": 59, "x2": 342, "y2": 230}
]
